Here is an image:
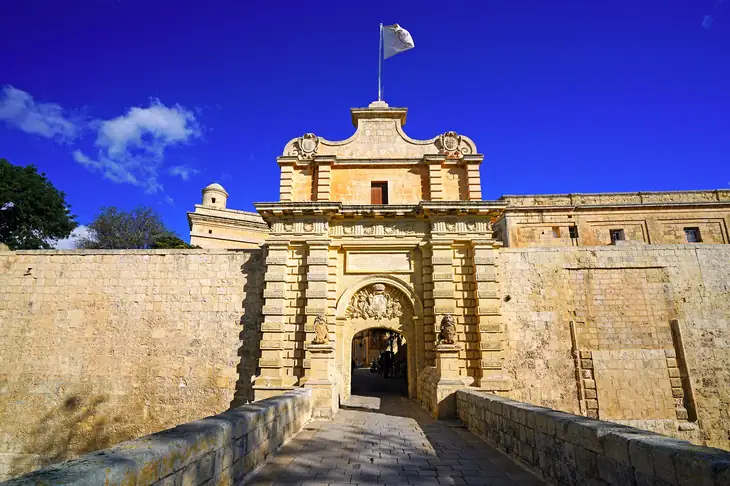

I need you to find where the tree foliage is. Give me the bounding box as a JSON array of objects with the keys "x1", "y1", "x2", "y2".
[
  {"x1": 0, "y1": 158, "x2": 77, "y2": 250},
  {"x1": 79, "y1": 206, "x2": 189, "y2": 250},
  {"x1": 150, "y1": 234, "x2": 200, "y2": 249}
]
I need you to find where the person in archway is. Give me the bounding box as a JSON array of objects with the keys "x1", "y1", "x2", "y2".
[{"x1": 382, "y1": 351, "x2": 392, "y2": 379}]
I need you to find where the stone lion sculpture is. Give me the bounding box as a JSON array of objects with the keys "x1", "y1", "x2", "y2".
[
  {"x1": 439, "y1": 315, "x2": 456, "y2": 345},
  {"x1": 312, "y1": 314, "x2": 329, "y2": 344}
]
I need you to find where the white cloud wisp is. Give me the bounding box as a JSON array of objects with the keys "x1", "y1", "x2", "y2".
[
  {"x1": 0, "y1": 86, "x2": 79, "y2": 142},
  {"x1": 74, "y1": 101, "x2": 201, "y2": 193},
  {"x1": 168, "y1": 165, "x2": 200, "y2": 181}
]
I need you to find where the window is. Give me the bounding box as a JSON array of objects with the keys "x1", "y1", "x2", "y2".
[
  {"x1": 552, "y1": 226, "x2": 561, "y2": 238},
  {"x1": 610, "y1": 229, "x2": 625, "y2": 244},
  {"x1": 211, "y1": 197, "x2": 216, "y2": 204},
  {"x1": 208, "y1": 230, "x2": 213, "y2": 234},
  {"x1": 569, "y1": 226, "x2": 579, "y2": 239},
  {"x1": 684, "y1": 227, "x2": 702, "y2": 243},
  {"x1": 371, "y1": 182, "x2": 388, "y2": 204}
]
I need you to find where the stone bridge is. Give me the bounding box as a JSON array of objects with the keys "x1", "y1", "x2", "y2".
[{"x1": 4, "y1": 370, "x2": 729, "y2": 486}]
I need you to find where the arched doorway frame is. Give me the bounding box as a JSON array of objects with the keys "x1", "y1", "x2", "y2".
[{"x1": 335, "y1": 274, "x2": 423, "y2": 401}]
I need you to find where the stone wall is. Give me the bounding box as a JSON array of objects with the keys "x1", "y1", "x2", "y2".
[
  {"x1": 0, "y1": 249, "x2": 265, "y2": 481},
  {"x1": 457, "y1": 390, "x2": 730, "y2": 486},
  {"x1": 3, "y1": 389, "x2": 312, "y2": 486},
  {"x1": 500, "y1": 245, "x2": 730, "y2": 450}
]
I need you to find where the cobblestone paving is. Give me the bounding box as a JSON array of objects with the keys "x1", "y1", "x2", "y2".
[{"x1": 245, "y1": 370, "x2": 544, "y2": 486}]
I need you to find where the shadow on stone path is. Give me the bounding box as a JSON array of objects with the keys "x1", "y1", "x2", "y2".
[{"x1": 244, "y1": 369, "x2": 544, "y2": 486}]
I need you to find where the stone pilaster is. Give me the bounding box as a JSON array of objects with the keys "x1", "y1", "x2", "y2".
[
  {"x1": 463, "y1": 156, "x2": 483, "y2": 201},
  {"x1": 254, "y1": 242, "x2": 297, "y2": 400},
  {"x1": 430, "y1": 241, "x2": 456, "y2": 363},
  {"x1": 305, "y1": 343, "x2": 337, "y2": 418},
  {"x1": 302, "y1": 241, "x2": 330, "y2": 386},
  {"x1": 425, "y1": 155, "x2": 446, "y2": 200},
  {"x1": 420, "y1": 243, "x2": 435, "y2": 366},
  {"x1": 277, "y1": 158, "x2": 296, "y2": 202},
  {"x1": 314, "y1": 157, "x2": 333, "y2": 202},
  {"x1": 472, "y1": 239, "x2": 512, "y2": 392}
]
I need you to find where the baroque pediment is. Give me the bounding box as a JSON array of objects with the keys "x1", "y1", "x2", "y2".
[{"x1": 282, "y1": 101, "x2": 477, "y2": 161}]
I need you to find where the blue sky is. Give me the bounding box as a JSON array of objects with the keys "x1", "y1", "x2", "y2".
[{"x1": 2, "y1": 0, "x2": 729, "y2": 244}]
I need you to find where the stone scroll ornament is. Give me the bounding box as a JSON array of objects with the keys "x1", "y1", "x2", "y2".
[
  {"x1": 345, "y1": 284, "x2": 405, "y2": 321},
  {"x1": 290, "y1": 133, "x2": 319, "y2": 160},
  {"x1": 439, "y1": 315, "x2": 456, "y2": 345},
  {"x1": 312, "y1": 314, "x2": 329, "y2": 344},
  {"x1": 438, "y1": 131, "x2": 472, "y2": 159}
]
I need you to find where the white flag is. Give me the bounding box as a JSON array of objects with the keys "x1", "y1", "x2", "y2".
[{"x1": 383, "y1": 24, "x2": 415, "y2": 59}]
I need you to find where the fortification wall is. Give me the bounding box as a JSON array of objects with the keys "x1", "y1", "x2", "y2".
[
  {"x1": 500, "y1": 245, "x2": 730, "y2": 450},
  {"x1": 0, "y1": 249, "x2": 265, "y2": 481}
]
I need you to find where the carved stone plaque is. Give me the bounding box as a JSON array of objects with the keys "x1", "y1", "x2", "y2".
[{"x1": 346, "y1": 251, "x2": 412, "y2": 274}]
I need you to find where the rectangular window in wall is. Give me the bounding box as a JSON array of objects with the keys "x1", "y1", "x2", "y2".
[
  {"x1": 552, "y1": 226, "x2": 561, "y2": 238},
  {"x1": 371, "y1": 182, "x2": 389, "y2": 204},
  {"x1": 569, "y1": 226, "x2": 579, "y2": 239},
  {"x1": 610, "y1": 229, "x2": 625, "y2": 244},
  {"x1": 684, "y1": 227, "x2": 702, "y2": 243}
]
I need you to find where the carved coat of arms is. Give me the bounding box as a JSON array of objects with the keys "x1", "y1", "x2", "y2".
[
  {"x1": 292, "y1": 133, "x2": 319, "y2": 160},
  {"x1": 346, "y1": 284, "x2": 405, "y2": 321}
]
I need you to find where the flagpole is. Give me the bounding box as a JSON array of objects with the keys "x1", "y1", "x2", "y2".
[{"x1": 378, "y1": 23, "x2": 383, "y2": 101}]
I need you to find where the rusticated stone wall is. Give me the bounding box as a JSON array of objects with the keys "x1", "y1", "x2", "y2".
[
  {"x1": 0, "y1": 249, "x2": 265, "y2": 481},
  {"x1": 500, "y1": 245, "x2": 730, "y2": 450}
]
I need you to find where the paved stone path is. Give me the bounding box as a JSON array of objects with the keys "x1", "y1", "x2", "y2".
[{"x1": 245, "y1": 370, "x2": 544, "y2": 486}]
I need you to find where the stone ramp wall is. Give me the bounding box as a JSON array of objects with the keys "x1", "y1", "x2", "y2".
[
  {"x1": 457, "y1": 389, "x2": 730, "y2": 486},
  {"x1": 0, "y1": 249, "x2": 265, "y2": 480},
  {"x1": 1, "y1": 389, "x2": 312, "y2": 486}
]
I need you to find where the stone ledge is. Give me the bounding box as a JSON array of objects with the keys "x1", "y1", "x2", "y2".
[
  {"x1": 2, "y1": 389, "x2": 313, "y2": 486},
  {"x1": 456, "y1": 389, "x2": 730, "y2": 486}
]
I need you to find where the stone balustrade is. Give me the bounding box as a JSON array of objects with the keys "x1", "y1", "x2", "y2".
[
  {"x1": 457, "y1": 389, "x2": 730, "y2": 485},
  {"x1": 2, "y1": 389, "x2": 312, "y2": 486}
]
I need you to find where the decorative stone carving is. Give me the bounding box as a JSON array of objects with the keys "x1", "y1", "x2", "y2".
[
  {"x1": 290, "y1": 133, "x2": 320, "y2": 159},
  {"x1": 346, "y1": 283, "x2": 406, "y2": 320},
  {"x1": 438, "y1": 131, "x2": 473, "y2": 158},
  {"x1": 303, "y1": 222, "x2": 314, "y2": 232},
  {"x1": 312, "y1": 314, "x2": 329, "y2": 344},
  {"x1": 439, "y1": 315, "x2": 457, "y2": 345}
]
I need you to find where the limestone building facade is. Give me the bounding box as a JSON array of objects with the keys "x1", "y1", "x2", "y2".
[{"x1": 189, "y1": 100, "x2": 730, "y2": 426}]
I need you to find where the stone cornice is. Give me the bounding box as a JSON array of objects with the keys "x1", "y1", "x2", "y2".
[
  {"x1": 499, "y1": 189, "x2": 730, "y2": 209},
  {"x1": 187, "y1": 211, "x2": 270, "y2": 231},
  {"x1": 500, "y1": 201, "x2": 730, "y2": 214},
  {"x1": 254, "y1": 201, "x2": 506, "y2": 223}
]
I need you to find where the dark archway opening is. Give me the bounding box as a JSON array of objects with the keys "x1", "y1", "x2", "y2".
[{"x1": 350, "y1": 328, "x2": 408, "y2": 399}]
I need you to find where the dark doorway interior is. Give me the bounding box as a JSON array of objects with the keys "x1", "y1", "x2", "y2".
[{"x1": 350, "y1": 328, "x2": 407, "y2": 401}]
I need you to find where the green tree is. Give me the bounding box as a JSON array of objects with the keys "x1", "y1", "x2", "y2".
[
  {"x1": 150, "y1": 234, "x2": 200, "y2": 249},
  {"x1": 79, "y1": 206, "x2": 185, "y2": 249},
  {"x1": 0, "y1": 158, "x2": 77, "y2": 250}
]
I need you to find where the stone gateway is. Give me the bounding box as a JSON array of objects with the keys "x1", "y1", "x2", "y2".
[{"x1": 1, "y1": 100, "x2": 730, "y2": 480}]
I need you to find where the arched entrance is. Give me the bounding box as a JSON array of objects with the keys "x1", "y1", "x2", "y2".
[
  {"x1": 335, "y1": 276, "x2": 422, "y2": 402},
  {"x1": 350, "y1": 328, "x2": 408, "y2": 397}
]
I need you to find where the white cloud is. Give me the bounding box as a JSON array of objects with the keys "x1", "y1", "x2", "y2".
[
  {"x1": 74, "y1": 100, "x2": 201, "y2": 193},
  {"x1": 0, "y1": 87, "x2": 202, "y2": 195},
  {"x1": 53, "y1": 225, "x2": 94, "y2": 250},
  {"x1": 0, "y1": 86, "x2": 79, "y2": 142},
  {"x1": 168, "y1": 165, "x2": 200, "y2": 181}
]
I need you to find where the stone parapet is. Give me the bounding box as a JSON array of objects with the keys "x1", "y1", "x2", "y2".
[
  {"x1": 3, "y1": 389, "x2": 313, "y2": 486},
  {"x1": 457, "y1": 389, "x2": 730, "y2": 486}
]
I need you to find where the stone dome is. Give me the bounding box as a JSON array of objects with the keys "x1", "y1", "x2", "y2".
[{"x1": 203, "y1": 183, "x2": 228, "y2": 196}]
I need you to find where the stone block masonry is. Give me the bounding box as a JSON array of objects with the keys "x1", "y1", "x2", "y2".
[
  {"x1": 0, "y1": 249, "x2": 265, "y2": 481},
  {"x1": 457, "y1": 389, "x2": 730, "y2": 485},
  {"x1": 1, "y1": 389, "x2": 312, "y2": 486}
]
